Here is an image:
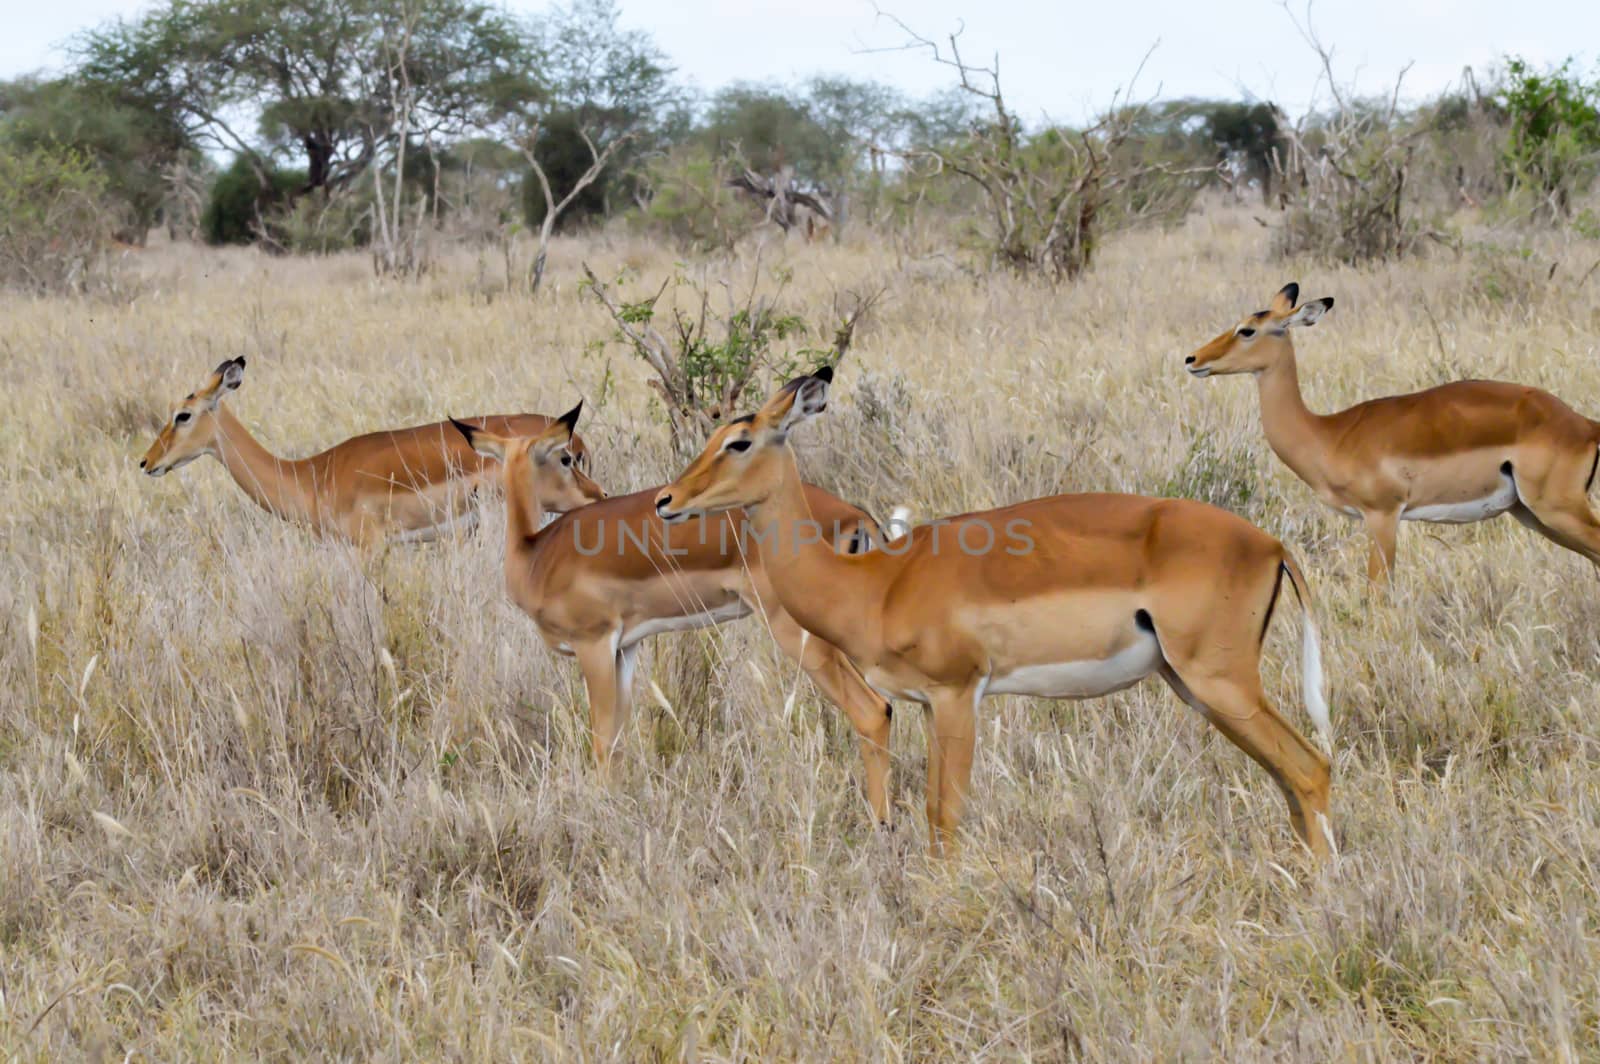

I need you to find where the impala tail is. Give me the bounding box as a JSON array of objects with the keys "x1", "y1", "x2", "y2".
[
  {"x1": 849, "y1": 505, "x2": 913, "y2": 553},
  {"x1": 887, "y1": 506, "x2": 913, "y2": 540},
  {"x1": 1280, "y1": 552, "x2": 1331, "y2": 749}
]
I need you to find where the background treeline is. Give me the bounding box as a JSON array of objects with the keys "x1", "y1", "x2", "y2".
[{"x1": 3, "y1": 0, "x2": 1600, "y2": 292}]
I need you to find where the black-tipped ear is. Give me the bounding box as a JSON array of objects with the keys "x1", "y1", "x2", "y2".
[
  {"x1": 451, "y1": 416, "x2": 509, "y2": 461},
  {"x1": 1283, "y1": 296, "x2": 1334, "y2": 330},
  {"x1": 813, "y1": 365, "x2": 834, "y2": 385},
  {"x1": 1273, "y1": 280, "x2": 1299, "y2": 313},
  {"x1": 556, "y1": 400, "x2": 583, "y2": 435},
  {"x1": 217, "y1": 357, "x2": 245, "y2": 391}
]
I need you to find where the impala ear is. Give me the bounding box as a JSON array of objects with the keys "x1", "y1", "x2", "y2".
[
  {"x1": 529, "y1": 402, "x2": 582, "y2": 462},
  {"x1": 450, "y1": 416, "x2": 507, "y2": 461},
  {"x1": 198, "y1": 357, "x2": 246, "y2": 409},
  {"x1": 1283, "y1": 297, "x2": 1334, "y2": 329},
  {"x1": 766, "y1": 371, "x2": 831, "y2": 438},
  {"x1": 1270, "y1": 282, "x2": 1299, "y2": 315},
  {"x1": 555, "y1": 400, "x2": 582, "y2": 435}
]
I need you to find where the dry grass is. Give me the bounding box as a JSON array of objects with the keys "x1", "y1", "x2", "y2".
[{"x1": 2, "y1": 206, "x2": 1599, "y2": 1059}]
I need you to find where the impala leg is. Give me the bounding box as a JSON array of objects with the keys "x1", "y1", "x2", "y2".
[
  {"x1": 926, "y1": 686, "x2": 979, "y2": 857},
  {"x1": 764, "y1": 608, "x2": 894, "y2": 825},
  {"x1": 1161, "y1": 665, "x2": 1332, "y2": 859},
  {"x1": 574, "y1": 636, "x2": 628, "y2": 776},
  {"x1": 921, "y1": 704, "x2": 942, "y2": 848},
  {"x1": 340, "y1": 508, "x2": 382, "y2": 552},
  {"x1": 1361, "y1": 509, "x2": 1399, "y2": 586},
  {"x1": 1512, "y1": 500, "x2": 1600, "y2": 567}
]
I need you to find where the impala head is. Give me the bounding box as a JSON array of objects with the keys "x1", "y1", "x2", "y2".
[
  {"x1": 140, "y1": 357, "x2": 246, "y2": 476},
  {"x1": 655, "y1": 367, "x2": 832, "y2": 522},
  {"x1": 450, "y1": 401, "x2": 606, "y2": 513},
  {"x1": 1185, "y1": 283, "x2": 1334, "y2": 377}
]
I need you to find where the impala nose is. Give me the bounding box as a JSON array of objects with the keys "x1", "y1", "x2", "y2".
[
  {"x1": 655, "y1": 494, "x2": 673, "y2": 515},
  {"x1": 139, "y1": 458, "x2": 147, "y2": 469},
  {"x1": 1184, "y1": 355, "x2": 1196, "y2": 365}
]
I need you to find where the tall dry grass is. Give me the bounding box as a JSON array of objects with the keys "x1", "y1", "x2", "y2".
[{"x1": 2, "y1": 207, "x2": 1598, "y2": 1058}]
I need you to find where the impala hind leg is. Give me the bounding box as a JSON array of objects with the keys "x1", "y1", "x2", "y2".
[
  {"x1": 574, "y1": 635, "x2": 632, "y2": 775},
  {"x1": 924, "y1": 686, "x2": 979, "y2": 857},
  {"x1": 765, "y1": 609, "x2": 895, "y2": 825},
  {"x1": 1159, "y1": 665, "x2": 1332, "y2": 859},
  {"x1": 1511, "y1": 501, "x2": 1600, "y2": 568}
]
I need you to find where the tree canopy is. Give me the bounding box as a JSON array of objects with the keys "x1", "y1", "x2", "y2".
[{"x1": 74, "y1": 0, "x2": 542, "y2": 195}]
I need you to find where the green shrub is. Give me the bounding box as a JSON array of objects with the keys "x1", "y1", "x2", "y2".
[
  {"x1": 201, "y1": 155, "x2": 304, "y2": 245},
  {"x1": 631, "y1": 145, "x2": 746, "y2": 251},
  {"x1": 271, "y1": 192, "x2": 374, "y2": 254},
  {"x1": 0, "y1": 141, "x2": 114, "y2": 293},
  {"x1": 1497, "y1": 58, "x2": 1600, "y2": 218}
]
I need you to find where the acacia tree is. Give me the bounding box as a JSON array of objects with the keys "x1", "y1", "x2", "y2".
[
  {"x1": 501, "y1": 0, "x2": 681, "y2": 291},
  {"x1": 74, "y1": 0, "x2": 540, "y2": 198},
  {"x1": 1199, "y1": 100, "x2": 1286, "y2": 203}
]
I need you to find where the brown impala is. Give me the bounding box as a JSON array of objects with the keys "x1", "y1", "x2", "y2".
[
  {"x1": 1187, "y1": 283, "x2": 1600, "y2": 583},
  {"x1": 140, "y1": 357, "x2": 593, "y2": 548},
  {"x1": 655, "y1": 369, "x2": 1334, "y2": 859},
  {"x1": 452, "y1": 410, "x2": 898, "y2": 818}
]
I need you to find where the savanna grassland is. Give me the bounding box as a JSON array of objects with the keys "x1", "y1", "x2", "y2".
[{"x1": 2, "y1": 204, "x2": 1599, "y2": 1059}]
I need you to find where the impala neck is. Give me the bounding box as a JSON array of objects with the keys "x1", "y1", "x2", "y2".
[
  {"x1": 501, "y1": 454, "x2": 548, "y2": 553},
  {"x1": 211, "y1": 406, "x2": 318, "y2": 526},
  {"x1": 742, "y1": 451, "x2": 880, "y2": 657},
  {"x1": 1255, "y1": 347, "x2": 1330, "y2": 490}
]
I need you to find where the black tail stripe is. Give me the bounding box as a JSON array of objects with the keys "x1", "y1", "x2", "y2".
[{"x1": 1259, "y1": 563, "x2": 1286, "y2": 648}]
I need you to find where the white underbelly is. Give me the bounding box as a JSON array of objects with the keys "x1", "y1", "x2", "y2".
[
  {"x1": 986, "y1": 631, "x2": 1163, "y2": 699},
  {"x1": 619, "y1": 601, "x2": 751, "y2": 647},
  {"x1": 1403, "y1": 477, "x2": 1518, "y2": 524}
]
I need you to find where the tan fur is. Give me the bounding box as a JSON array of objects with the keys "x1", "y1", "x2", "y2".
[
  {"x1": 140, "y1": 358, "x2": 593, "y2": 548},
  {"x1": 462, "y1": 416, "x2": 897, "y2": 821},
  {"x1": 656, "y1": 373, "x2": 1332, "y2": 859},
  {"x1": 1188, "y1": 283, "x2": 1600, "y2": 583}
]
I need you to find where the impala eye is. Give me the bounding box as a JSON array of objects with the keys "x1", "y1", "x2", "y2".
[
  {"x1": 724, "y1": 439, "x2": 752, "y2": 454},
  {"x1": 174, "y1": 411, "x2": 192, "y2": 425},
  {"x1": 560, "y1": 453, "x2": 573, "y2": 468},
  {"x1": 1237, "y1": 327, "x2": 1256, "y2": 339}
]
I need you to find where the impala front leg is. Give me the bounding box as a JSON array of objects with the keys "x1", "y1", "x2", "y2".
[
  {"x1": 926, "y1": 685, "x2": 979, "y2": 857},
  {"x1": 574, "y1": 635, "x2": 629, "y2": 776},
  {"x1": 764, "y1": 607, "x2": 894, "y2": 825},
  {"x1": 1361, "y1": 509, "x2": 1399, "y2": 586}
]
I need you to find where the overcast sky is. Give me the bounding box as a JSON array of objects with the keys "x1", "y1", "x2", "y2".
[{"x1": 5, "y1": 0, "x2": 1596, "y2": 123}]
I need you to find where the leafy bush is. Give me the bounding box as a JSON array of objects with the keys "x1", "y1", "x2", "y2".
[
  {"x1": 271, "y1": 192, "x2": 374, "y2": 254},
  {"x1": 631, "y1": 145, "x2": 746, "y2": 251},
  {"x1": 201, "y1": 155, "x2": 304, "y2": 246},
  {"x1": 0, "y1": 141, "x2": 115, "y2": 293},
  {"x1": 1271, "y1": 100, "x2": 1444, "y2": 265},
  {"x1": 1497, "y1": 58, "x2": 1600, "y2": 218},
  {"x1": 0, "y1": 76, "x2": 190, "y2": 239},
  {"x1": 584, "y1": 264, "x2": 876, "y2": 454},
  {"x1": 1407, "y1": 86, "x2": 1507, "y2": 213}
]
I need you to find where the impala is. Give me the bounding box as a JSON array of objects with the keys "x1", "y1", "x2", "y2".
[
  {"x1": 140, "y1": 357, "x2": 594, "y2": 547},
  {"x1": 655, "y1": 370, "x2": 1334, "y2": 858},
  {"x1": 453, "y1": 411, "x2": 899, "y2": 820},
  {"x1": 1187, "y1": 283, "x2": 1600, "y2": 583}
]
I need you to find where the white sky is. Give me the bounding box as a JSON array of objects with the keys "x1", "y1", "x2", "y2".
[{"x1": 4, "y1": 0, "x2": 1596, "y2": 123}]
